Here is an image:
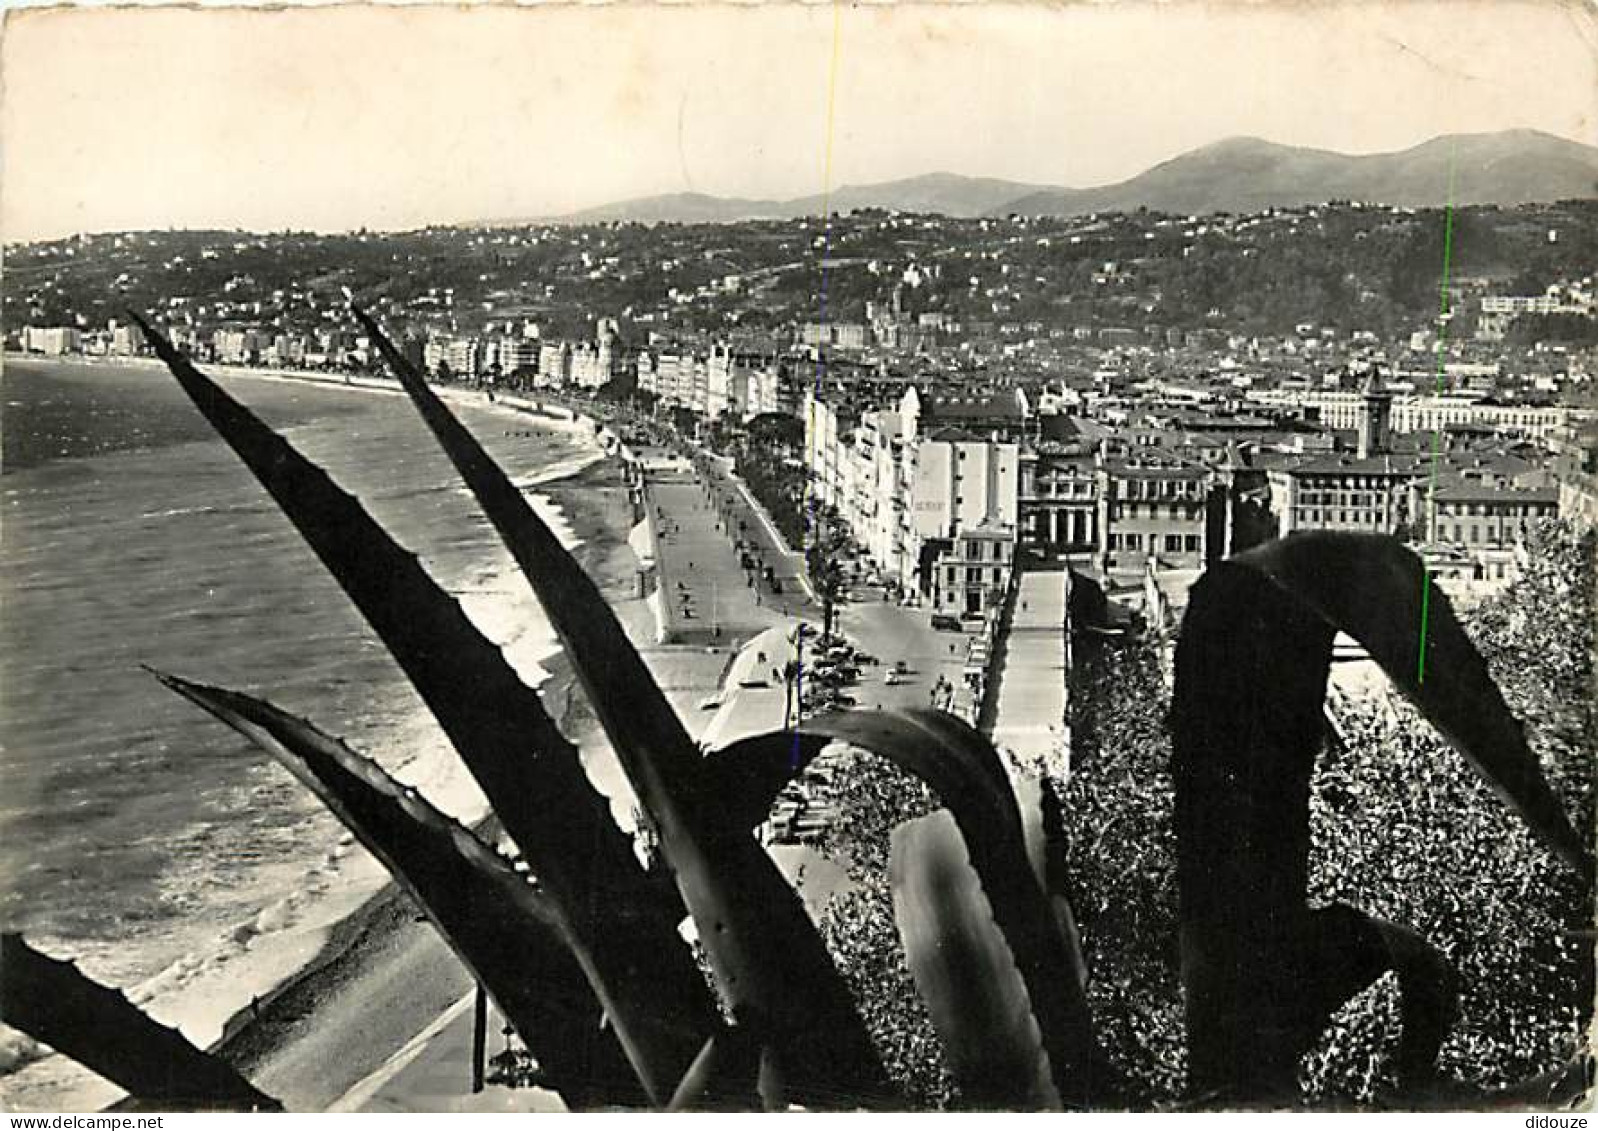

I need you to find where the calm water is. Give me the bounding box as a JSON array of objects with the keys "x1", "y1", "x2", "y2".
[{"x1": 0, "y1": 359, "x2": 599, "y2": 1101}]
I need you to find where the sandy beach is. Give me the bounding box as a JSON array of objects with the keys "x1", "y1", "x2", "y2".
[
  {"x1": 1, "y1": 357, "x2": 818, "y2": 1112},
  {"x1": 198, "y1": 450, "x2": 776, "y2": 1112}
]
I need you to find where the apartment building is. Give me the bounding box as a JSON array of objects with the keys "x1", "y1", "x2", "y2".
[
  {"x1": 1096, "y1": 456, "x2": 1214, "y2": 569},
  {"x1": 1018, "y1": 446, "x2": 1099, "y2": 557}
]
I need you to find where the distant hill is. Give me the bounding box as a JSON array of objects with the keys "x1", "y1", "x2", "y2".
[
  {"x1": 556, "y1": 191, "x2": 790, "y2": 225},
  {"x1": 528, "y1": 172, "x2": 1051, "y2": 226},
  {"x1": 515, "y1": 130, "x2": 1598, "y2": 226},
  {"x1": 788, "y1": 172, "x2": 1058, "y2": 219},
  {"x1": 996, "y1": 130, "x2": 1598, "y2": 217}
]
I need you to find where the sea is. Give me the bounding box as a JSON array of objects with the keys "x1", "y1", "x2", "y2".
[{"x1": 0, "y1": 358, "x2": 604, "y2": 1110}]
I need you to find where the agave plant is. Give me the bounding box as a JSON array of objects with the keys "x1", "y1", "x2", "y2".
[{"x1": 0, "y1": 308, "x2": 1588, "y2": 1112}]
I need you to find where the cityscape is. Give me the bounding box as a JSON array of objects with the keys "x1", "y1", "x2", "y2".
[
  {"x1": 10, "y1": 187, "x2": 1598, "y2": 610},
  {"x1": 2, "y1": 0, "x2": 1595, "y2": 1116}
]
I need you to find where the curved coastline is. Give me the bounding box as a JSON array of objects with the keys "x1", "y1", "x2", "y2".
[{"x1": 0, "y1": 354, "x2": 629, "y2": 1112}]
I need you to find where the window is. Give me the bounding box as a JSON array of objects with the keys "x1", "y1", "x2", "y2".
[
  {"x1": 1164, "y1": 534, "x2": 1183, "y2": 554},
  {"x1": 1184, "y1": 534, "x2": 1201, "y2": 553},
  {"x1": 966, "y1": 567, "x2": 982, "y2": 585}
]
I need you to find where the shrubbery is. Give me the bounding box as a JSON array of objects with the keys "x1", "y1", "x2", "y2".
[{"x1": 802, "y1": 522, "x2": 1594, "y2": 1105}]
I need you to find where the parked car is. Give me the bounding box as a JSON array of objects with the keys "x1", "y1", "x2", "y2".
[
  {"x1": 931, "y1": 613, "x2": 962, "y2": 632},
  {"x1": 884, "y1": 669, "x2": 901, "y2": 686}
]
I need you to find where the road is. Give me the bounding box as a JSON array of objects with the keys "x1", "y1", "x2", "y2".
[{"x1": 835, "y1": 599, "x2": 982, "y2": 716}]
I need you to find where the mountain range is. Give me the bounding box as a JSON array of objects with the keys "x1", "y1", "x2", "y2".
[{"x1": 525, "y1": 130, "x2": 1598, "y2": 226}]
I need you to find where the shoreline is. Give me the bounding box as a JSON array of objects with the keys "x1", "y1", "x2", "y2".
[
  {"x1": 206, "y1": 456, "x2": 648, "y2": 1111},
  {"x1": 0, "y1": 356, "x2": 620, "y2": 1112},
  {"x1": 4, "y1": 352, "x2": 799, "y2": 1112},
  {"x1": 200, "y1": 447, "x2": 755, "y2": 1112},
  {"x1": 2, "y1": 351, "x2": 606, "y2": 443}
]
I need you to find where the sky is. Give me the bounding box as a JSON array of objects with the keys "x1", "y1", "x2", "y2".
[{"x1": 3, "y1": 0, "x2": 1595, "y2": 242}]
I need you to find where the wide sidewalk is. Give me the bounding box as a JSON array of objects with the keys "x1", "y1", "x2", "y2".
[
  {"x1": 988, "y1": 569, "x2": 1070, "y2": 766},
  {"x1": 641, "y1": 458, "x2": 789, "y2": 647},
  {"x1": 692, "y1": 448, "x2": 814, "y2": 622}
]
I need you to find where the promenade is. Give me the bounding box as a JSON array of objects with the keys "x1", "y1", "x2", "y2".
[
  {"x1": 988, "y1": 569, "x2": 1070, "y2": 768},
  {"x1": 636, "y1": 449, "x2": 791, "y2": 647},
  {"x1": 691, "y1": 450, "x2": 813, "y2": 622}
]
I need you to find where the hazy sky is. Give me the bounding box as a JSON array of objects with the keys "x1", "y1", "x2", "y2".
[{"x1": 3, "y1": 1, "x2": 1595, "y2": 241}]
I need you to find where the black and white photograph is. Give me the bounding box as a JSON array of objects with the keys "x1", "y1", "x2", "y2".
[{"x1": 0, "y1": 0, "x2": 1594, "y2": 1115}]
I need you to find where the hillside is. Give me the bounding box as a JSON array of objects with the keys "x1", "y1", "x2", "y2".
[
  {"x1": 526, "y1": 130, "x2": 1598, "y2": 225},
  {"x1": 998, "y1": 130, "x2": 1598, "y2": 217}
]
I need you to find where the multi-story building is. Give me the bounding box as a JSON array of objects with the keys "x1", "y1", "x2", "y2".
[
  {"x1": 931, "y1": 524, "x2": 1016, "y2": 618},
  {"x1": 1554, "y1": 417, "x2": 1598, "y2": 531},
  {"x1": 570, "y1": 339, "x2": 616, "y2": 389},
  {"x1": 23, "y1": 326, "x2": 83, "y2": 355},
  {"x1": 906, "y1": 427, "x2": 1019, "y2": 543},
  {"x1": 211, "y1": 328, "x2": 272, "y2": 365},
  {"x1": 804, "y1": 385, "x2": 1020, "y2": 614},
  {"x1": 109, "y1": 323, "x2": 146, "y2": 356},
  {"x1": 537, "y1": 341, "x2": 572, "y2": 388},
  {"x1": 446, "y1": 336, "x2": 481, "y2": 378},
  {"x1": 1272, "y1": 454, "x2": 1425, "y2": 536},
  {"x1": 498, "y1": 338, "x2": 540, "y2": 378},
  {"x1": 267, "y1": 333, "x2": 307, "y2": 368},
  {"x1": 1018, "y1": 446, "x2": 1099, "y2": 558},
  {"x1": 424, "y1": 336, "x2": 449, "y2": 375},
  {"x1": 1097, "y1": 456, "x2": 1214, "y2": 569},
  {"x1": 745, "y1": 364, "x2": 781, "y2": 419},
  {"x1": 706, "y1": 345, "x2": 738, "y2": 420},
  {"x1": 653, "y1": 349, "x2": 704, "y2": 411},
  {"x1": 1480, "y1": 291, "x2": 1591, "y2": 316},
  {"x1": 1423, "y1": 477, "x2": 1559, "y2": 581},
  {"x1": 802, "y1": 388, "x2": 857, "y2": 514},
  {"x1": 1251, "y1": 386, "x2": 1572, "y2": 441},
  {"x1": 799, "y1": 322, "x2": 870, "y2": 351}
]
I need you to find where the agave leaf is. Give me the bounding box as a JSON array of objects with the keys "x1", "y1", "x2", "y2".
[
  {"x1": 889, "y1": 811, "x2": 1061, "y2": 1109},
  {"x1": 130, "y1": 315, "x2": 713, "y2": 1105},
  {"x1": 1359, "y1": 913, "x2": 1457, "y2": 1085},
  {"x1": 154, "y1": 671, "x2": 651, "y2": 1107},
  {"x1": 0, "y1": 934, "x2": 281, "y2": 1111},
  {"x1": 1234, "y1": 532, "x2": 1590, "y2": 875},
  {"x1": 665, "y1": 1030, "x2": 763, "y2": 1112},
  {"x1": 708, "y1": 708, "x2": 1117, "y2": 1107},
  {"x1": 352, "y1": 307, "x2": 698, "y2": 800},
  {"x1": 1014, "y1": 775, "x2": 1090, "y2": 991},
  {"x1": 353, "y1": 311, "x2": 889, "y2": 1108},
  {"x1": 1171, "y1": 533, "x2": 1573, "y2": 1099}
]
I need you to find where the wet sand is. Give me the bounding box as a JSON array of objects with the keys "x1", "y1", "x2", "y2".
[{"x1": 205, "y1": 455, "x2": 745, "y2": 1111}]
